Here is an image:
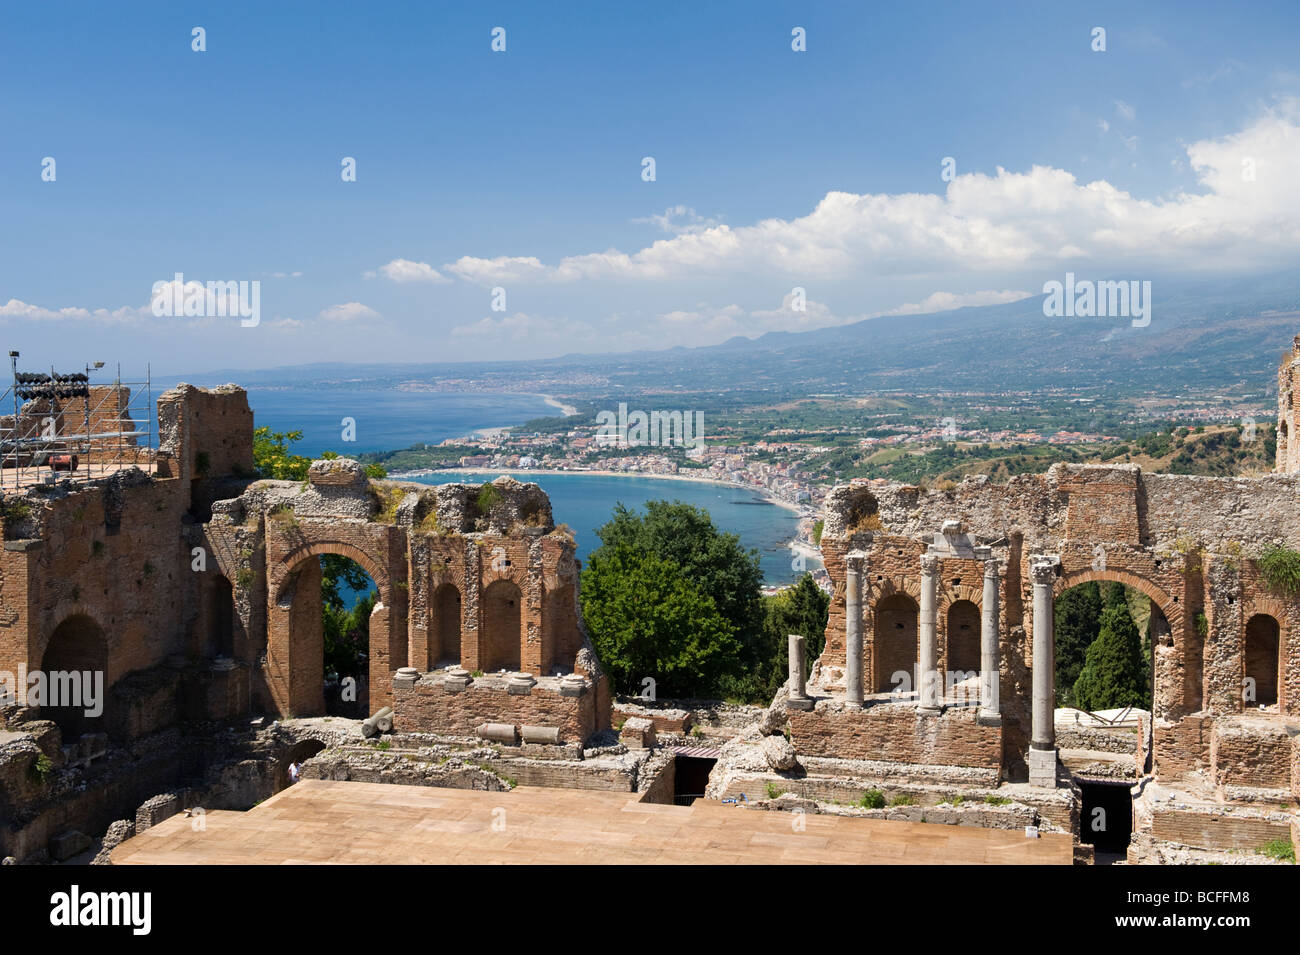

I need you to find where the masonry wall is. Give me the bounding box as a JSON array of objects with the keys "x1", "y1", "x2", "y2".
[
  {"x1": 787, "y1": 702, "x2": 1003, "y2": 770},
  {"x1": 392, "y1": 674, "x2": 598, "y2": 744}
]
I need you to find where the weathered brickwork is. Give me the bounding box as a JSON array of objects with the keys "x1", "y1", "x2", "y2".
[
  {"x1": 392, "y1": 673, "x2": 598, "y2": 744},
  {"x1": 811, "y1": 385, "x2": 1300, "y2": 802},
  {"x1": 0, "y1": 383, "x2": 611, "y2": 756},
  {"x1": 787, "y1": 702, "x2": 1002, "y2": 769}
]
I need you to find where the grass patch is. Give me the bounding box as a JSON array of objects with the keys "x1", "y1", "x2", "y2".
[
  {"x1": 764, "y1": 782, "x2": 785, "y2": 800},
  {"x1": 1258, "y1": 838, "x2": 1296, "y2": 863},
  {"x1": 888, "y1": 793, "x2": 915, "y2": 807},
  {"x1": 983, "y1": 794, "x2": 1012, "y2": 806},
  {"x1": 1259, "y1": 545, "x2": 1300, "y2": 595},
  {"x1": 858, "y1": 788, "x2": 885, "y2": 809}
]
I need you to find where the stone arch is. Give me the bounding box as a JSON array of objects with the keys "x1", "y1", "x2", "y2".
[
  {"x1": 1243, "y1": 613, "x2": 1280, "y2": 708},
  {"x1": 873, "y1": 592, "x2": 918, "y2": 693},
  {"x1": 38, "y1": 613, "x2": 108, "y2": 742},
  {"x1": 208, "y1": 574, "x2": 235, "y2": 659},
  {"x1": 1054, "y1": 567, "x2": 1182, "y2": 632},
  {"x1": 480, "y1": 579, "x2": 523, "y2": 673},
  {"x1": 430, "y1": 582, "x2": 462, "y2": 668},
  {"x1": 267, "y1": 541, "x2": 405, "y2": 717},
  {"x1": 275, "y1": 540, "x2": 393, "y2": 606},
  {"x1": 946, "y1": 599, "x2": 981, "y2": 676},
  {"x1": 543, "y1": 580, "x2": 580, "y2": 675}
]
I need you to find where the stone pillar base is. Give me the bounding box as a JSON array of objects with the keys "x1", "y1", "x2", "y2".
[
  {"x1": 787, "y1": 696, "x2": 814, "y2": 712},
  {"x1": 1028, "y1": 746, "x2": 1058, "y2": 788},
  {"x1": 976, "y1": 710, "x2": 1002, "y2": 727}
]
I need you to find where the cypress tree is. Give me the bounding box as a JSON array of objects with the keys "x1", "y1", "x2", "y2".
[
  {"x1": 1072, "y1": 603, "x2": 1149, "y2": 711},
  {"x1": 1054, "y1": 582, "x2": 1102, "y2": 706}
]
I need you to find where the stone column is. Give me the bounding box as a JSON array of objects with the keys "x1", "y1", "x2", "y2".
[
  {"x1": 918, "y1": 554, "x2": 940, "y2": 714},
  {"x1": 844, "y1": 553, "x2": 864, "y2": 708},
  {"x1": 787, "y1": 634, "x2": 813, "y2": 710},
  {"x1": 979, "y1": 558, "x2": 1001, "y2": 722},
  {"x1": 1029, "y1": 555, "x2": 1059, "y2": 787}
]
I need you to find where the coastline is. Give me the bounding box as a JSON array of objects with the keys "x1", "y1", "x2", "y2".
[
  {"x1": 391, "y1": 465, "x2": 824, "y2": 575},
  {"x1": 395, "y1": 465, "x2": 811, "y2": 517},
  {"x1": 539, "y1": 394, "x2": 579, "y2": 417}
]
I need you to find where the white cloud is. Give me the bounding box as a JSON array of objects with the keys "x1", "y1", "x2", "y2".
[
  {"x1": 1097, "y1": 118, "x2": 1110, "y2": 133},
  {"x1": 318, "y1": 302, "x2": 381, "y2": 323},
  {"x1": 450, "y1": 311, "x2": 595, "y2": 343},
  {"x1": 431, "y1": 103, "x2": 1300, "y2": 283},
  {"x1": 365, "y1": 258, "x2": 451, "y2": 283},
  {"x1": 633, "y1": 205, "x2": 723, "y2": 235},
  {"x1": 444, "y1": 255, "x2": 551, "y2": 285},
  {"x1": 1115, "y1": 99, "x2": 1136, "y2": 121},
  {"x1": 867, "y1": 289, "x2": 1033, "y2": 317}
]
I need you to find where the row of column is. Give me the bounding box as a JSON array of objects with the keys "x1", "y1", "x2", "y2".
[
  {"x1": 789, "y1": 549, "x2": 1059, "y2": 787},
  {"x1": 841, "y1": 551, "x2": 1003, "y2": 718}
]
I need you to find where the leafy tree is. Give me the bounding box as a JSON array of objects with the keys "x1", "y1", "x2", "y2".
[
  {"x1": 1072, "y1": 603, "x2": 1149, "y2": 711},
  {"x1": 253, "y1": 427, "x2": 312, "y2": 480},
  {"x1": 591, "y1": 500, "x2": 764, "y2": 648},
  {"x1": 580, "y1": 543, "x2": 742, "y2": 698},
  {"x1": 324, "y1": 587, "x2": 375, "y2": 682},
  {"x1": 729, "y1": 573, "x2": 830, "y2": 702},
  {"x1": 1054, "y1": 582, "x2": 1101, "y2": 707},
  {"x1": 1101, "y1": 580, "x2": 1128, "y2": 610},
  {"x1": 253, "y1": 427, "x2": 386, "y2": 481}
]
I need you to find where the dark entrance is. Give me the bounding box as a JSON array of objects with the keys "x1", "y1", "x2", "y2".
[
  {"x1": 1079, "y1": 780, "x2": 1133, "y2": 862},
  {"x1": 672, "y1": 756, "x2": 716, "y2": 806}
]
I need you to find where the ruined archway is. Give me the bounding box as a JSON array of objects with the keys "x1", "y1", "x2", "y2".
[
  {"x1": 874, "y1": 592, "x2": 918, "y2": 693},
  {"x1": 543, "y1": 582, "x2": 579, "y2": 676},
  {"x1": 1244, "y1": 613, "x2": 1280, "y2": 708},
  {"x1": 270, "y1": 542, "x2": 401, "y2": 717},
  {"x1": 431, "y1": 583, "x2": 462, "y2": 668},
  {"x1": 39, "y1": 614, "x2": 108, "y2": 742},
  {"x1": 480, "y1": 579, "x2": 523, "y2": 673},
  {"x1": 209, "y1": 575, "x2": 234, "y2": 659},
  {"x1": 946, "y1": 599, "x2": 981, "y2": 677},
  {"x1": 1053, "y1": 576, "x2": 1158, "y2": 713}
]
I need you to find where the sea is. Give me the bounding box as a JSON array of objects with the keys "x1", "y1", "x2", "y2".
[{"x1": 249, "y1": 388, "x2": 813, "y2": 586}]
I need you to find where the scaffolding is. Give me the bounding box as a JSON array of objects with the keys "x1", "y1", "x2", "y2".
[{"x1": 0, "y1": 354, "x2": 155, "y2": 492}]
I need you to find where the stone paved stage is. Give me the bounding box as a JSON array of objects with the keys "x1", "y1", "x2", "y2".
[{"x1": 112, "y1": 779, "x2": 1073, "y2": 865}]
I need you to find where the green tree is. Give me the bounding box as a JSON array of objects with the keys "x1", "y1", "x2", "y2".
[
  {"x1": 1054, "y1": 582, "x2": 1102, "y2": 707},
  {"x1": 252, "y1": 427, "x2": 387, "y2": 481},
  {"x1": 591, "y1": 500, "x2": 764, "y2": 650},
  {"x1": 1072, "y1": 603, "x2": 1150, "y2": 711},
  {"x1": 324, "y1": 589, "x2": 375, "y2": 682},
  {"x1": 253, "y1": 427, "x2": 312, "y2": 480},
  {"x1": 732, "y1": 573, "x2": 830, "y2": 701},
  {"x1": 580, "y1": 543, "x2": 742, "y2": 698}
]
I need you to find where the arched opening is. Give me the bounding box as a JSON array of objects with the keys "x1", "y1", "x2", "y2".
[
  {"x1": 1054, "y1": 580, "x2": 1153, "y2": 712},
  {"x1": 279, "y1": 554, "x2": 377, "y2": 717},
  {"x1": 39, "y1": 614, "x2": 108, "y2": 742},
  {"x1": 946, "y1": 599, "x2": 981, "y2": 676},
  {"x1": 277, "y1": 738, "x2": 326, "y2": 791},
  {"x1": 874, "y1": 593, "x2": 918, "y2": 693},
  {"x1": 210, "y1": 575, "x2": 234, "y2": 658},
  {"x1": 432, "y1": 583, "x2": 462, "y2": 668},
  {"x1": 544, "y1": 582, "x2": 579, "y2": 676},
  {"x1": 1244, "y1": 614, "x2": 1280, "y2": 708},
  {"x1": 481, "y1": 579, "x2": 522, "y2": 673}
]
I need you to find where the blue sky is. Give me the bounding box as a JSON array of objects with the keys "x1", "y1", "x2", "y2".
[{"x1": 2, "y1": 1, "x2": 1298, "y2": 375}]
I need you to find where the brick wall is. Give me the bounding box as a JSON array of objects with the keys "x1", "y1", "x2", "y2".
[
  {"x1": 788, "y1": 702, "x2": 1002, "y2": 770},
  {"x1": 393, "y1": 673, "x2": 597, "y2": 745}
]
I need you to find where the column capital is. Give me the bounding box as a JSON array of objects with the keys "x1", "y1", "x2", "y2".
[
  {"x1": 920, "y1": 553, "x2": 939, "y2": 576},
  {"x1": 845, "y1": 550, "x2": 867, "y2": 573},
  {"x1": 1029, "y1": 554, "x2": 1059, "y2": 586},
  {"x1": 983, "y1": 557, "x2": 1001, "y2": 578}
]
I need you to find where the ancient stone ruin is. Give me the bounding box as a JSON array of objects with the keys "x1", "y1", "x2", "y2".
[{"x1": 2, "y1": 339, "x2": 1300, "y2": 864}]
